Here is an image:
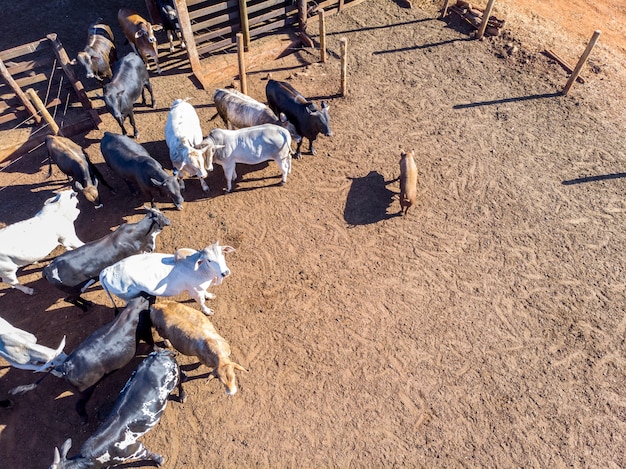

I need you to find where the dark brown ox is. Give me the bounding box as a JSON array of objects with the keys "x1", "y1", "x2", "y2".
[
  {"x1": 118, "y1": 7, "x2": 162, "y2": 73},
  {"x1": 46, "y1": 135, "x2": 112, "y2": 208},
  {"x1": 74, "y1": 19, "x2": 117, "y2": 83}
]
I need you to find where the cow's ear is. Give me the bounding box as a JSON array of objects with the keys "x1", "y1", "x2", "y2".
[
  {"x1": 321, "y1": 101, "x2": 330, "y2": 110},
  {"x1": 150, "y1": 178, "x2": 165, "y2": 186},
  {"x1": 61, "y1": 438, "x2": 72, "y2": 459},
  {"x1": 279, "y1": 112, "x2": 288, "y2": 123},
  {"x1": 74, "y1": 181, "x2": 84, "y2": 191},
  {"x1": 135, "y1": 30, "x2": 144, "y2": 39},
  {"x1": 221, "y1": 245, "x2": 236, "y2": 254}
]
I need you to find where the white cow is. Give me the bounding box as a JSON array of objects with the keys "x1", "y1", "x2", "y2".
[
  {"x1": 213, "y1": 88, "x2": 301, "y2": 144},
  {"x1": 0, "y1": 190, "x2": 84, "y2": 295},
  {"x1": 100, "y1": 242, "x2": 235, "y2": 315},
  {"x1": 205, "y1": 123, "x2": 293, "y2": 192},
  {"x1": 0, "y1": 317, "x2": 67, "y2": 376},
  {"x1": 165, "y1": 98, "x2": 222, "y2": 192}
]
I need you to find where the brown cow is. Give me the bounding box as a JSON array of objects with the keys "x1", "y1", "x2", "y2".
[
  {"x1": 399, "y1": 149, "x2": 418, "y2": 216},
  {"x1": 117, "y1": 8, "x2": 162, "y2": 73}
]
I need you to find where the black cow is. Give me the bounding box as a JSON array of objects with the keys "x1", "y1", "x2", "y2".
[
  {"x1": 74, "y1": 19, "x2": 117, "y2": 83},
  {"x1": 265, "y1": 79, "x2": 332, "y2": 158},
  {"x1": 103, "y1": 52, "x2": 155, "y2": 139},
  {"x1": 11, "y1": 298, "x2": 153, "y2": 423},
  {"x1": 156, "y1": 0, "x2": 186, "y2": 52},
  {"x1": 42, "y1": 207, "x2": 170, "y2": 310},
  {"x1": 46, "y1": 135, "x2": 113, "y2": 208},
  {"x1": 101, "y1": 131, "x2": 184, "y2": 210},
  {"x1": 50, "y1": 350, "x2": 184, "y2": 468}
]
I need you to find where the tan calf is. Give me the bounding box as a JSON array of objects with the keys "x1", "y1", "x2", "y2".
[
  {"x1": 150, "y1": 301, "x2": 246, "y2": 395},
  {"x1": 399, "y1": 149, "x2": 418, "y2": 216},
  {"x1": 118, "y1": 8, "x2": 162, "y2": 73}
]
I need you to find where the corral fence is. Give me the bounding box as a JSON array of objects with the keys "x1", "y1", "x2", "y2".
[{"x1": 148, "y1": 0, "x2": 368, "y2": 87}]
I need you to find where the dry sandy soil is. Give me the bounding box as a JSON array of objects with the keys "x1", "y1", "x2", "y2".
[{"x1": 1, "y1": 0, "x2": 625, "y2": 467}]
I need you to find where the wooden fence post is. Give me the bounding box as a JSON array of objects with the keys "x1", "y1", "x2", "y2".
[
  {"x1": 562, "y1": 30, "x2": 601, "y2": 95},
  {"x1": 237, "y1": 33, "x2": 247, "y2": 95},
  {"x1": 476, "y1": 0, "x2": 496, "y2": 40},
  {"x1": 440, "y1": 0, "x2": 451, "y2": 18},
  {"x1": 26, "y1": 88, "x2": 60, "y2": 135},
  {"x1": 340, "y1": 38, "x2": 348, "y2": 96},
  {"x1": 174, "y1": 0, "x2": 201, "y2": 73},
  {"x1": 239, "y1": 0, "x2": 250, "y2": 51},
  {"x1": 0, "y1": 59, "x2": 41, "y2": 124},
  {"x1": 319, "y1": 10, "x2": 326, "y2": 63}
]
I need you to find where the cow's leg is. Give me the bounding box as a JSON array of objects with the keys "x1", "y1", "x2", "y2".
[
  {"x1": 66, "y1": 294, "x2": 92, "y2": 312},
  {"x1": 1, "y1": 268, "x2": 34, "y2": 295},
  {"x1": 117, "y1": 442, "x2": 164, "y2": 466},
  {"x1": 128, "y1": 111, "x2": 139, "y2": 139},
  {"x1": 167, "y1": 31, "x2": 174, "y2": 52},
  {"x1": 144, "y1": 82, "x2": 156, "y2": 108},
  {"x1": 59, "y1": 233, "x2": 84, "y2": 250},
  {"x1": 308, "y1": 137, "x2": 317, "y2": 156},
  {"x1": 199, "y1": 177, "x2": 209, "y2": 192},
  {"x1": 76, "y1": 385, "x2": 97, "y2": 424},
  {"x1": 222, "y1": 162, "x2": 237, "y2": 193},
  {"x1": 279, "y1": 157, "x2": 290, "y2": 185},
  {"x1": 190, "y1": 288, "x2": 214, "y2": 315},
  {"x1": 116, "y1": 116, "x2": 127, "y2": 136},
  {"x1": 295, "y1": 139, "x2": 303, "y2": 159}
]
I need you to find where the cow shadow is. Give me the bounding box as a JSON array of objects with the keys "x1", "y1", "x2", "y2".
[{"x1": 344, "y1": 171, "x2": 401, "y2": 225}]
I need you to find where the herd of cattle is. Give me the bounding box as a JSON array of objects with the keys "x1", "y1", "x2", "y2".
[{"x1": 0, "y1": 3, "x2": 418, "y2": 466}]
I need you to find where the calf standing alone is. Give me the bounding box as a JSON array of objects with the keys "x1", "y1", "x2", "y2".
[
  {"x1": 74, "y1": 19, "x2": 117, "y2": 83},
  {"x1": 118, "y1": 7, "x2": 162, "y2": 73},
  {"x1": 150, "y1": 301, "x2": 246, "y2": 395},
  {"x1": 399, "y1": 150, "x2": 418, "y2": 216}
]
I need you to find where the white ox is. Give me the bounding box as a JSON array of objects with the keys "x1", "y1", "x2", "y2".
[
  {"x1": 205, "y1": 123, "x2": 293, "y2": 192},
  {"x1": 213, "y1": 88, "x2": 301, "y2": 144},
  {"x1": 100, "y1": 242, "x2": 235, "y2": 315},
  {"x1": 165, "y1": 98, "x2": 222, "y2": 192},
  {"x1": 0, "y1": 190, "x2": 83, "y2": 295},
  {"x1": 0, "y1": 317, "x2": 67, "y2": 376}
]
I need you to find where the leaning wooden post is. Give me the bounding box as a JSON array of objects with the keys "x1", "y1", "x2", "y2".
[
  {"x1": 319, "y1": 10, "x2": 327, "y2": 63},
  {"x1": 0, "y1": 59, "x2": 41, "y2": 124},
  {"x1": 340, "y1": 38, "x2": 348, "y2": 96},
  {"x1": 236, "y1": 33, "x2": 247, "y2": 95},
  {"x1": 440, "y1": 0, "x2": 451, "y2": 18},
  {"x1": 239, "y1": 0, "x2": 250, "y2": 51},
  {"x1": 26, "y1": 88, "x2": 60, "y2": 135},
  {"x1": 297, "y1": 0, "x2": 314, "y2": 48},
  {"x1": 476, "y1": 0, "x2": 497, "y2": 40},
  {"x1": 562, "y1": 30, "x2": 601, "y2": 96}
]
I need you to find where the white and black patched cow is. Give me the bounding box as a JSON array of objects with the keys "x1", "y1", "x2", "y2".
[
  {"x1": 0, "y1": 190, "x2": 83, "y2": 295},
  {"x1": 49, "y1": 350, "x2": 183, "y2": 468},
  {"x1": 205, "y1": 123, "x2": 293, "y2": 192},
  {"x1": 43, "y1": 207, "x2": 170, "y2": 310},
  {"x1": 74, "y1": 19, "x2": 117, "y2": 83},
  {"x1": 100, "y1": 242, "x2": 235, "y2": 315}
]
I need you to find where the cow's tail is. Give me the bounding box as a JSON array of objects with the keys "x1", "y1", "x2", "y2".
[
  {"x1": 46, "y1": 141, "x2": 53, "y2": 178},
  {"x1": 9, "y1": 366, "x2": 54, "y2": 395},
  {"x1": 208, "y1": 111, "x2": 220, "y2": 122},
  {"x1": 101, "y1": 279, "x2": 121, "y2": 315},
  {"x1": 85, "y1": 152, "x2": 115, "y2": 192}
]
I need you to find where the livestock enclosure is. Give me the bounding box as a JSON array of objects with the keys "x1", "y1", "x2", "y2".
[{"x1": 1, "y1": 0, "x2": 626, "y2": 468}]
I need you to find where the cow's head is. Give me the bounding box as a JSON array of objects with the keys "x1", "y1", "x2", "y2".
[
  {"x1": 307, "y1": 101, "x2": 332, "y2": 137},
  {"x1": 150, "y1": 174, "x2": 184, "y2": 210},
  {"x1": 195, "y1": 242, "x2": 235, "y2": 285},
  {"x1": 214, "y1": 361, "x2": 247, "y2": 396},
  {"x1": 180, "y1": 138, "x2": 210, "y2": 179},
  {"x1": 50, "y1": 438, "x2": 77, "y2": 469},
  {"x1": 43, "y1": 189, "x2": 81, "y2": 222},
  {"x1": 75, "y1": 179, "x2": 101, "y2": 208}
]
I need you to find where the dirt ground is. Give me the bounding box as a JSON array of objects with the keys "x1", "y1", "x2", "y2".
[{"x1": 1, "y1": 0, "x2": 625, "y2": 467}]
